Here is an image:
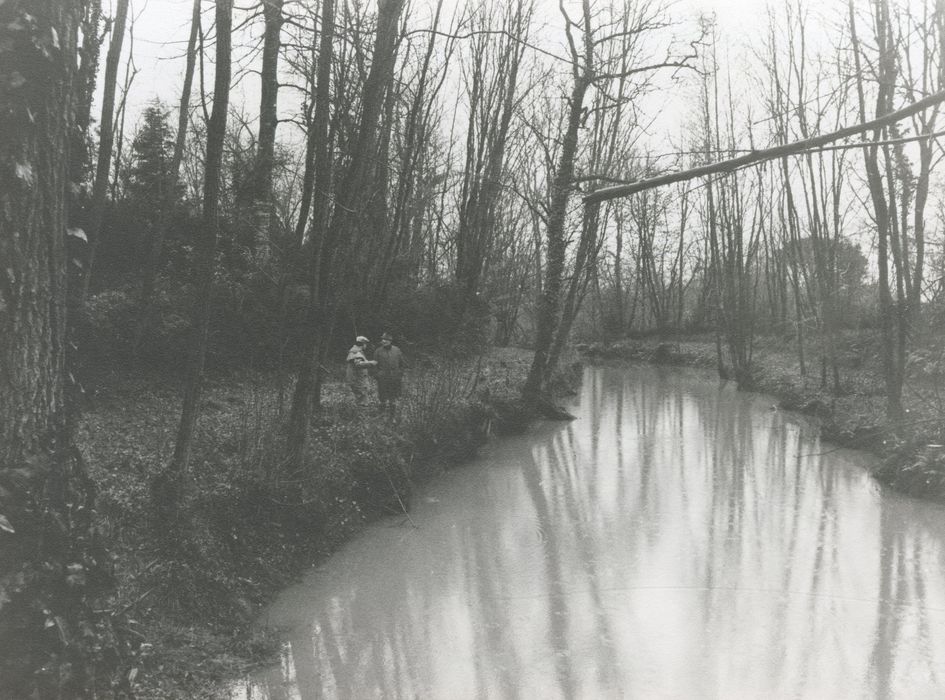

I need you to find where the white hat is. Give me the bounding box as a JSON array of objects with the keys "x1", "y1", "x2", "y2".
[{"x1": 356, "y1": 335, "x2": 370, "y2": 344}]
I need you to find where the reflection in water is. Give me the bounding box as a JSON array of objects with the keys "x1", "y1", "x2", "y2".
[{"x1": 234, "y1": 366, "x2": 945, "y2": 699}]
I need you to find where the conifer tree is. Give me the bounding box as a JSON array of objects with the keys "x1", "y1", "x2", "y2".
[{"x1": 128, "y1": 100, "x2": 176, "y2": 225}]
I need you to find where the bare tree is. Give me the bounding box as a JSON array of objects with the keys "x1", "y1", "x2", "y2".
[
  {"x1": 453, "y1": 0, "x2": 532, "y2": 320},
  {"x1": 286, "y1": 0, "x2": 339, "y2": 463},
  {"x1": 252, "y1": 0, "x2": 284, "y2": 259},
  {"x1": 166, "y1": 0, "x2": 234, "y2": 496},
  {"x1": 762, "y1": 1, "x2": 854, "y2": 392},
  {"x1": 109, "y1": 9, "x2": 139, "y2": 200},
  {"x1": 696, "y1": 34, "x2": 765, "y2": 387},
  {"x1": 524, "y1": 0, "x2": 696, "y2": 402},
  {"x1": 372, "y1": 0, "x2": 456, "y2": 304},
  {"x1": 848, "y1": 0, "x2": 944, "y2": 418},
  {"x1": 134, "y1": 0, "x2": 202, "y2": 351},
  {"x1": 522, "y1": 0, "x2": 597, "y2": 402},
  {"x1": 81, "y1": 0, "x2": 129, "y2": 297}
]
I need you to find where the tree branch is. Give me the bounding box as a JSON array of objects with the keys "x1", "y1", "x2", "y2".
[{"x1": 584, "y1": 88, "x2": 945, "y2": 204}]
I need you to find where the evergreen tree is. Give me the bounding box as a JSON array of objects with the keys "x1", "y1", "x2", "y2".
[{"x1": 128, "y1": 100, "x2": 177, "y2": 225}]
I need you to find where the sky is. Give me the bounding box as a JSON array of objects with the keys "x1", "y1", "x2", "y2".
[
  {"x1": 96, "y1": 0, "x2": 777, "y2": 152},
  {"x1": 95, "y1": 0, "x2": 887, "y2": 265}
]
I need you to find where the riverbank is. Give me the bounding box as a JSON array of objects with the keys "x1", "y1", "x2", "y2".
[
  {"x1": 77, "y1": 347, "x2": 566, "y2": 698},
  {"x1": 579, "y1": 334, "x2": 945, "y2": 500}
]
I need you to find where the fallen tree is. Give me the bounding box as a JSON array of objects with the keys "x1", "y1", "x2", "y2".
[{"x1": 584, "y1": 88, "x2": 945, "y2": 203}]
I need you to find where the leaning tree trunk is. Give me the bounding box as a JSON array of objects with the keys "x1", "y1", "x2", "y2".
[
  {"x1": 546, "y1": 200, "x2": 602, "y2": 374},
  {"x1": 0, "y1": 1, "x2": 126, "y2": 695},
  {"x1": 522, "y1": 73, "x2": 591, "y2": 402}
]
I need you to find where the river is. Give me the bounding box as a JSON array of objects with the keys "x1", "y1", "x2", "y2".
[{"x1": 232, "y1": 364, "x2": 945, "y2": 699}]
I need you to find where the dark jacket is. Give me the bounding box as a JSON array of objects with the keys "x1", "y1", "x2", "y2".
[{"x1": 374, "y1": 344, "x2": 406, "y2": 382}]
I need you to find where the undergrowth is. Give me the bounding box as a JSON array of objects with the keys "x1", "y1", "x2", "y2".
[{"x1": 78, "y1": 347, "x2": 545, "y2": 697}]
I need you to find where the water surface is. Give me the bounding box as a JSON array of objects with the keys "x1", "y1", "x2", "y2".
[{"x1": 234, "y1": 365, "x2": 945, "y2": 699}]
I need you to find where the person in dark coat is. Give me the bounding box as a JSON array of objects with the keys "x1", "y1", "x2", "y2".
[{"x1": 373, "y1": 332, "x2": 406, "y2": 416}]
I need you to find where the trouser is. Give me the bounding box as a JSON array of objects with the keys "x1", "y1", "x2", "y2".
[
  {"x1": 377, "y1": 376, "x2": 402, "y2": 405},
  {"x1": 348, "y1": 376, "x2": 368, "y2": 405}
]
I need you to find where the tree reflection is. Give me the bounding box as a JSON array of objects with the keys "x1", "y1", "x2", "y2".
[{"x1": 237, "y1": 366, "x2": 945, "y2": 699}]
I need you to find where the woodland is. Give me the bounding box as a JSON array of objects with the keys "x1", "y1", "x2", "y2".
[{"x1": 2, "y1": 0, "x2": 945, "y2": 695}]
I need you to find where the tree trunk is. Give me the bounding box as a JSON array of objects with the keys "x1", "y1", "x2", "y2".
[
  {"x1": 547, "y1": 200, "x2": 602, "y2": 373},
  {"x1": 166, "y1": 0, "x2": 233, "y2": 492},
  {"x1": 374, "y1": 0, "x2": 447, "y2": 303},
  {"x1": 134, "y1": 0, "x2": 200, "y2": 352},
  {"x1": 71, "y1": 0, "x2": 103, "y2": 191},
  {"x1": 81, "y1": 0, "x2": 128, "y2": 298},
  {"x1": 286, "y1": 0, "x2": 337, "y2": 464},
  {"x1": 454, "y1": 0, "x2": 528, "y2": 315},
  {"x1": 613, "y1": 207, "x2": 625, "y2": 333},
  {"x1": 289, "y1": 0, "x2": 406, "y2": 459},
  {"x1": 849, "y1": 0, "x2": 902, "y2": 419},
  {"x1": 522, "y1": 70, "x2": 589, "y2": 401},
  {"x1": 109, "y1": 31, "x2": 136, "y2": 199},
  {"x1": 675, "y1": 192, "x2": 688, "y2": 331},
  {"x1": 253, "y1": 0, "x2": 284, "y2": 260},
  {"x1": 1, "y1": 1, "x2": 125, "y2": 694}
]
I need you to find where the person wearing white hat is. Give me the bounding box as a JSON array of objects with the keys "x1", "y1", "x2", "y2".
[{"x1": 346, "y1": 335, "x2": 376, "y2": 406}]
